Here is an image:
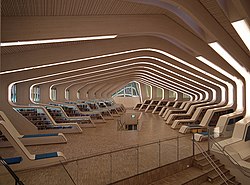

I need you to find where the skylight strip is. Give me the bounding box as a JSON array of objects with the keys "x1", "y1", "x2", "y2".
[{"x1": 1, "y1": 35, "x2": 117, "y2": 47}]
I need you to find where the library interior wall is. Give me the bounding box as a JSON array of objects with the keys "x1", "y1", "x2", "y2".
[{"x1": 0, "y1": 33, "x2": 240, "y2": 135}]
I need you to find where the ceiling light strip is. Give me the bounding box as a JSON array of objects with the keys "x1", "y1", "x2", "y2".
[
  {"x1": 209, "y1": 42, "x2": 249, "y2": 114},
  {"x1": 1, "y1": 35, "x2": 117, "y2": 47},
  {"x1": 231, "y1": 19, "x2": 250, "y2": 51}
]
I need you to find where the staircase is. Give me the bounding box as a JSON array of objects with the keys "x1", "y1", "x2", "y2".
[
  {"x1": 150, "y1": 153, "x2": 241, "y2": 185},
  {"x1": 195, "y1": 153, "x2": 241, "y2": 185}
]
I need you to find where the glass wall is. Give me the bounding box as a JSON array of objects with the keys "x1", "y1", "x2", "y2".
[
  {"x1": 51, "y1": 88, "x2": 57, "y2": 101},
  {"x1": 169, "y1": 90, "x2": 176, "y2": 99},
  {"x1": 156, "y1": 88, "x2": 163, "y2": 98},
  {"x1": 77, "y1": 91, "x2": 80, "y2": 99},
  {"x1": 183, "y1": 93, "x2": 190, "y2": 100},
  {"x1": 65, "y1": 90, "x2": 70, "y2": 100},
  {"x1": 145, "y1": 85, "x2": 151, "y2": 98},
  {"x1": 112, "y1": 82, "x2": 140, "y2": 97},
  {"x1": 33, "y1": 86, "x2": 40, "y2": 102},
  {"x1": 11, "y1": 84, "x2": 17, "y2": 103}
]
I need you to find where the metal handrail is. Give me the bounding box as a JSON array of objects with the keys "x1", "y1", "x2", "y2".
[
  {"x1": 0, "y1": 134, "x2": 195, "y2": 184},
  {"x1": 59, "y1": 161, "x2": 77, "y2": 185},
  {"x1": 64, "y1": 134, "x2": 188, "y2": 162},
  {"x1": 194, "y1": 140, "x2": 237, "y2": 185},
  {"x1": 0, "y1": 156, "x2": 24, "y2": 185},
  {"x1": 208, "y1": 134, "x2": 250, "y2": 178}
]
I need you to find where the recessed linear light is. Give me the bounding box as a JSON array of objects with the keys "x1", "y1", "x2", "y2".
[
  {"x1": 0, "y1": 35, "x2": 117, "y2": 47},
  {"x1": 196, "y1": 56, "x2": 239, "y2": 109},
  {"x1": 231, "y1": 19, "x2": 250, "y2": 51},
  {"x1": 209, "y1": 42, "x2": 248, "y2": 76},
  {"x1": 209, "y1": 42, "x2": 250, "y2": 113},
  {"x1": 210, "y1": 42, "x2": 250, "y2": 115}
]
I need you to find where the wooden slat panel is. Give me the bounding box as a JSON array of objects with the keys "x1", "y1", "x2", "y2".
[{"x1": 200, "y1": 0, "x2": 249, "y2": 55}]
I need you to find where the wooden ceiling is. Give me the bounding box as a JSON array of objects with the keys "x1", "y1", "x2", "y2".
[
  {"x1": 1, "y1": 0, "x2": 249, "y2": 70},
  {"x1": 200, "y1": 0, "x2": 249, "y2": 54},
  {"x1": 1, "y1": 0, "x2": 203, "y2": 55}
]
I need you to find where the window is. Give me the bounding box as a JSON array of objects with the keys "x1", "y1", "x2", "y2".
[
  {"x1": 183, "y1": 93, "x2": 190, "y2": 100},
  {"x1": 11, "y1": 84, "x2": 17, "y2": 103},
  {"x1": 157, "y1": 88, "x2": 163, "y2": 98},
  {"x1": 51, "y1": 88, "x2": 57, "y2": 101},
  {"x1": 33, "y1": 86, "x2": 40, "y2": 102},
  {"x1": 145, "y1": 85, "x2": 151, "y2": 98},
  {"x1": 77, "y1": 91, "x2": 80, "y2": 99},
  {"x1": 112, "y1": 82, "x2": 140, "y2": 97},
  {"x1": 169, "y1": 90, "x2": 176, "y2": 99},
  {"x1": 65, "y1": 90, "x2": 70, "y2": 100}
]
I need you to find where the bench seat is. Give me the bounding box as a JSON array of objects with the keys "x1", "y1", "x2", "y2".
[
  {"x1": 3, "y1": 157, "x2": 23, "y2": 165},
  {"x1": 22, "y1": 133, "x2": 58, "y2": 138}
]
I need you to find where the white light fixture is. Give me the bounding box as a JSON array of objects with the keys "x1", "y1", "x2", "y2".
[
  {"x1": 1, "y1": 35, "x2": 117, "y2": 47},
  {"x1": 196, "y1": 56, "x2": 233, "y2": 78},
  {"x1": 196, "y1": 56, "x2": 238, "y2": 107},
  {"x1": 209, "y1": 42, "x2": 250, "y2": 114},
  {"x1": 209, "y1": 42, "x2": 247, "y2": 76},
  {"x1": 232, "y1": 19, "x2": 250, "y2": 51}
]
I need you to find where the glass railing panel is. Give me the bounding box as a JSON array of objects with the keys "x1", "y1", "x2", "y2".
[
  {"x1": 14, "y1": 162, "x2": 76, "y2": 185},
  {"x1": 178, "y1": 136, "x2": 193, "y2": 160},
  {"x1": 160, "y1": 138, "x2": 178, "y2": 166},
  {"x1": 0, "y1": 162, "x2": 16, "y2": 185},
  {"x1": 111, "y1": 147, "x2": 137, "y2": 182},
  {"x1": 0, "y1": 135, "x2": 200, "y2": 185},
  {"x1": 77, "y1": 154, "x2": 110, "y2": 185},
  {"x1": 138, "y1": 142, "x2": 159, "y2": 173}
]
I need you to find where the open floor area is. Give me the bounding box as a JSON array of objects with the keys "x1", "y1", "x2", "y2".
[
  {"x1": 1, "y1": 0, "x2": 250, "y2": 184},
  {"x1": 0, "y1": 110, "x2": 208, "y2": 185}
]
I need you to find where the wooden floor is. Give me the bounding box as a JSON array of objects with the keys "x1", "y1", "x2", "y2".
[
  {"x1": 0, "y1": 109, "x2": 208, "y2": 185},
  {"x1": 0, "y1": 109, "x2": 187, "y2": 159}
]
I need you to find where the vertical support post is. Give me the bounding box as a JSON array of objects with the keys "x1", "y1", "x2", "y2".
[
  {"x1": 177, "y1": 136, "x2": 179, "y2": 161},
  {"x1": 137, "y1": 147, "x2": 139, "y2": 174},
  {"x1": 158, "y1": 140, "x2": 161, "y2": 167},
  {"x1": 192, "y1": 132, "x2": 195, "y2": 157},
  {"x1": 76, "y1": 160, "x2": 78, "y2": 184},
  {"x1": 110, "y1": 153, "x2": 112, "y2": 183},
  {"x1": 208, "y1": 127, "x2": 210, "y2": 153}
]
